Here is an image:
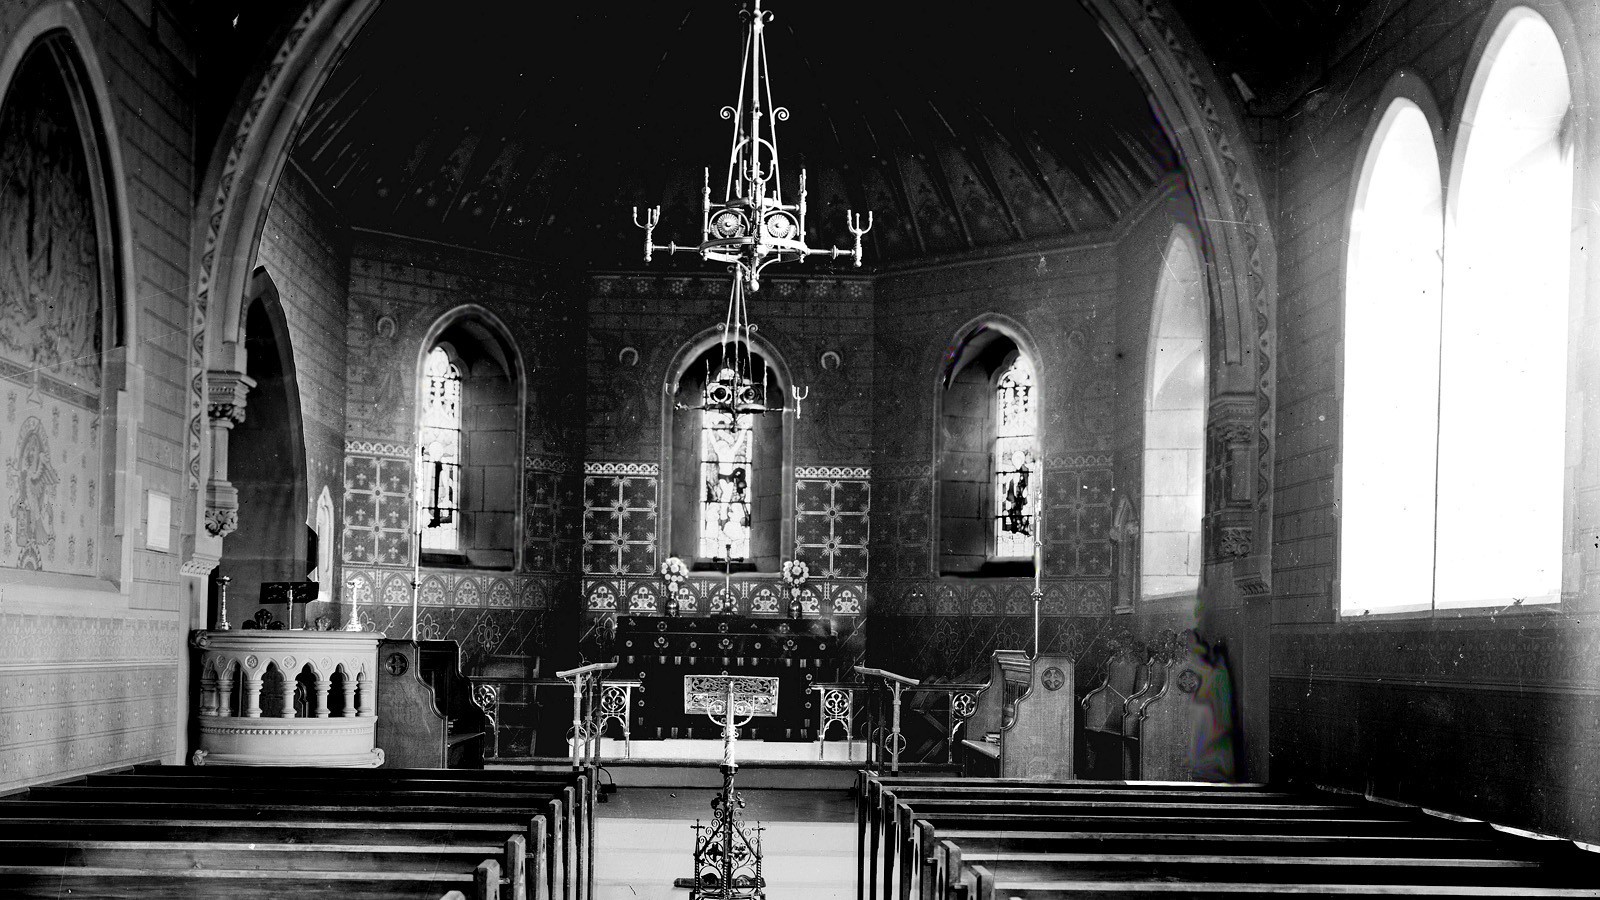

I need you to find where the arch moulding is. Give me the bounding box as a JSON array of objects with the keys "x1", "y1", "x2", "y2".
[
  {"x1": 186, "y1": 0, "x2": 381, "y2": 572},
  {"x1": 1080, "y1": 0, "x2": 1280, "y2": 602}
]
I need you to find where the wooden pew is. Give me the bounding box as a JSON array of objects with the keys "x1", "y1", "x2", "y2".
[
  {"x1": 857, "y1": 772, "x2": 1600, "y2": 900},
  {"x1": 126, "y1": 762, "x2": 593, "y2": 898},
  {"x1": 123, "y1": 762, "x2": 595, "y2": 900},
  {"x1": 879, "y1": 791, "x2": 1388, "y2": 900},
  {"x1": 378, "y1": 639, "x2": 492, "y2": 768},
  {"x1": 955, "y1": 651, "x2": 1077, "y2": 780},
  {"x1": 858, "y1": 773, "x2": 1360, "y2": 900},
  {"x1": 0, "y1": 766, "x2": 594, "y2": 900},
  {"x1": 957, "y1": 855, "x2": 1600, "y2": 900},
  {"x1": 0, "y1": 860, "x2": 505, "y2": 899}
]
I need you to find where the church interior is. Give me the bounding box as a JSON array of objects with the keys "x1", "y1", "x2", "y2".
[{"x1": 2, "y1": 0, "x2": 1599, "y2": 896}]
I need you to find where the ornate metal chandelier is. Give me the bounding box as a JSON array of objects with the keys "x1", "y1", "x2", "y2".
[{"x1": 633, "y1": 0, "x2": 870, "y2": 423}]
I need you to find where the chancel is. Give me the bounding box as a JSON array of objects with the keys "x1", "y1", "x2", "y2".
[{"x1": 1, "y1": 0, "x2": 1599, "y2": 897}]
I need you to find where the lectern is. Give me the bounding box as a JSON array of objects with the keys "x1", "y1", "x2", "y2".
[{"x1": 679, "y1": 674, "x2": 778, "y2": 900}]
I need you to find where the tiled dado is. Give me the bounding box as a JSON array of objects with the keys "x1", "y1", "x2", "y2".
[
  {"x1": 341, "y1": 566, "x2": 556, "y2": 610},
  {"x1": 868, "y1": 579, "x2": 1113, "y2": 617},
  {"x1": 0, "y1": 613, "x2": 180, "y2": 667},
  {"x1": 0, "y1": 613, "x2": 182, "y2": 792},
  {"x1": 584, "y1": 576, "x2": 864, "y2": 617}
]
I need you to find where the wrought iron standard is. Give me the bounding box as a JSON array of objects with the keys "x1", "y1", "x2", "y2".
[
  {"x1": 853, "y1": 666, "x2": 920, "y2": 774},
  {"x1": 680, "y1": 675, "x2": 778, "y2": 900},
  {"x1": 808, "y1": 682, "x2": 860, "y2": 760}
]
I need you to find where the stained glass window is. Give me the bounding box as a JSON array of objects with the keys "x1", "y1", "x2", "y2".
[
  {"x1": 994, "y1": 355, "x2": 1037, "y2": 558},
  {"x1": 700, "y1": 408, "x2": 753, "y2": 560},
  {"x1": 420, "y1": 346, "x2": 463, "y2": 552}
]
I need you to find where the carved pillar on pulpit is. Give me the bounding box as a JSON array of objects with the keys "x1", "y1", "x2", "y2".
[{"x1": 203, "y1": 369, "x2": 255, "y2": 539}]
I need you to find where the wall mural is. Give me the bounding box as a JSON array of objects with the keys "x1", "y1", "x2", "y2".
[{"x1": 0, "y1": 42, "x2": 105, "y2": 576}]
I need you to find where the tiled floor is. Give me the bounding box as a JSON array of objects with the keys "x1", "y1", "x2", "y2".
[{"x1": 594, "y1": 786, "x2": 855, "y2": 900}]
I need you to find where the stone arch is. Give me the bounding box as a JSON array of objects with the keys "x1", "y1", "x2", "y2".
[
  {"x1": 934, "y1": 315, "x2": 1047, "y2": 576},
  {"x1": 188, "y1": 0, "x2": 383, "y2": 561},
  {"x1": 415, "y1": 305, "x2": 527, "y2": 569},
  {"x1": 1077, "y1": 0, "x2": 1279, "y2": 596},
  {"x1": 659, "y1": 325, "x2": 797, "y2": 569}
]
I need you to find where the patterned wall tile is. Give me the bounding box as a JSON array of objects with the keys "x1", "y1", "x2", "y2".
[
  {"x1": 582, "y1": 474, "x2": 658, "y2": 576},
  {"x1": 582, "y1": 575, "x2": 866, "y2": 618},
  {"x1": 341, "y1": 450, "x2": 413, "y2": 567},
  {"x1": 525, "y1": 471, "x2": 582, "y2": 575},
  {"x1": 1045, "y1": 457, "x2": 1114, "y2": 578},
  {"x1": 795, "y1": 477, "x2": 870, "y2": 578}
]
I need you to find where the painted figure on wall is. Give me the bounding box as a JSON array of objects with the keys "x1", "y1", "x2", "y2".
[
  {"x1": 0, "y1": 38, "x2": 107, "y2": 577},
  {"x1": 10, "y1": 417, "x2": 57, "y2": 570}
]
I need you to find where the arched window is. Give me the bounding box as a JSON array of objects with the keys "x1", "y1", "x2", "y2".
[
  {"x1": 1142, "y1": 228, "x2": 1207, "y2": 600},
  {"x1": 937, "y1": 322, "x2": 1040, "y2": 575},
  {"x1": 417, "y1": 314, "x2": 521, "y2": 569},
  {"x1": 1340, "y1": 97, "x2": 1444, "y2": 614},
  {"x1": 993, "y1": 354, "x2": 1038, "y2": 559},
  {"x1": 420, "y1": 346, "x2": 464, "y2": 553},
  {"x1": 666, "y1": 340, "x2": 788, "y2": 570},
  {"x1": 1435, "y1": 8, "x2": 1572, "y2": 610}
]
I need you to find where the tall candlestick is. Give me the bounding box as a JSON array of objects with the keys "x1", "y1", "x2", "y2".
[
  {"x1": 1033, "y1": 510, "x2": 1042, "y2": 593},
  {"x1": 412, "y1": 443, "x2": 424, "y2": 640}
]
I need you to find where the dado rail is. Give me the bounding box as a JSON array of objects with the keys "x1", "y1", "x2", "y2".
[{"x1": 190, "y1": 629, "x2": 384, "y2": 767}]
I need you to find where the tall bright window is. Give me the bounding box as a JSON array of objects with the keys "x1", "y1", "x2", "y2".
[
  {"x1": 1143, "y1": 228, "x2": 1207, "y2": 600},
  {"x1": 700, "y1": 408, "x2": 754, "y2": 560},
  {"x1": 993, "y1": 354, "x2": 1038, "y2": 559},
  {"x1": 1436, "y1": 9, "x2": 1573, "y2": 610},
  {"x1": 1341, "y1": 98, "x2": 1444, "y2": 614},
  {"x1": 420, "y1": 346, "x2": 463, "y2": 552},
  {"x1": 1340, "y1": 8, "x2": 1573, "y2": 615}
]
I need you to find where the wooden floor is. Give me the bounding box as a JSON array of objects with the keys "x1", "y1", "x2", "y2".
[{"x1": 595, "y1": 786, "x2": 854, "y2": 900}]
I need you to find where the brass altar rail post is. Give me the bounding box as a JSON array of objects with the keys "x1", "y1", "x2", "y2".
[
  {"x1": 557, "y1": 661, "x2": 616, "y2": 770},
  {"x1": 853, "y1": 666, "x2": 920, "y2": 775}
]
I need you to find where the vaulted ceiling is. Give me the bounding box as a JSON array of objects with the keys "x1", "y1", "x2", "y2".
[
  {"x1": 199, "y1": 2, "x2": 1367, "y2": 269},
  {"x1": 285, "y1": 1, "x2": 1183, "y2": 268}
]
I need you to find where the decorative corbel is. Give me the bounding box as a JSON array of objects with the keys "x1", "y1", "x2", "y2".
[{"x1": 203, "y1": 369, "x2": 256, "y2": 538}]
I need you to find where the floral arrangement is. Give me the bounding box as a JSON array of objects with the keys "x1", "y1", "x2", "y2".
[
  {"x1": 779, "y1": 558, "x2": 809, "y2": 589},
  {"x1": 660, "y1": 556, "x2": 689, "y2": 586}
]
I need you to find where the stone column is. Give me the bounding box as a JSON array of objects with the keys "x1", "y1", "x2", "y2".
[
  {"x1": 340, "y1": 676, "x2": 358, "y2": 717},
  {"x1": 314, "y1": 677, "x2": 332, "y2": 718},
  {"x1": 203, "y1": 369, "x2": 257, "y2": 539},
  {"x1": 241, "y1": 674, "x2": 262, "y2": 718},
  {"x1": 356, "y1": 674, "x2": 375, "y2": 717}
]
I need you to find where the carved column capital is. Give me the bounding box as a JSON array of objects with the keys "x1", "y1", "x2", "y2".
[
  {"x1": 206, "y1": 369, "x2": 257, "y2": 428},
  {"x1": 204, "y1": 506, "x2": 239, "y2": 538}
]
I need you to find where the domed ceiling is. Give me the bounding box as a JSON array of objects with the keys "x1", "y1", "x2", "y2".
[{"x1": 289, "y1": 0, "x2": 1183, "y2": 268}]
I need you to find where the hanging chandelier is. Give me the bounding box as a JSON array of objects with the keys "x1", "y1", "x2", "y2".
[{"x1": 633, "y1": 0, "x2": 870, "y2": 423}]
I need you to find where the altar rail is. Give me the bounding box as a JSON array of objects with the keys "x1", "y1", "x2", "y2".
[{"x1": 190, "y1": 630, "x2": 383, "y2": 767}]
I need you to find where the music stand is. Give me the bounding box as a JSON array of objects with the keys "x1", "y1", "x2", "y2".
[{"x1": 260, "y1": 582, "x2": 319, "y2": 630}]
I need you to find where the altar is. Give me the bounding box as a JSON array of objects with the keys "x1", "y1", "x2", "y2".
[{"x1": 613, "y1": 615, "x2": 845, "y2": 742}]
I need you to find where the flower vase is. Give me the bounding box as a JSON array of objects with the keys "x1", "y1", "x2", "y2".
[
  {"x1": 665, "y1": 588, "x2": 681, "y2": 617},
  {"x1": 788, "y1": 588, "x2": 802, "y2": 619}
]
